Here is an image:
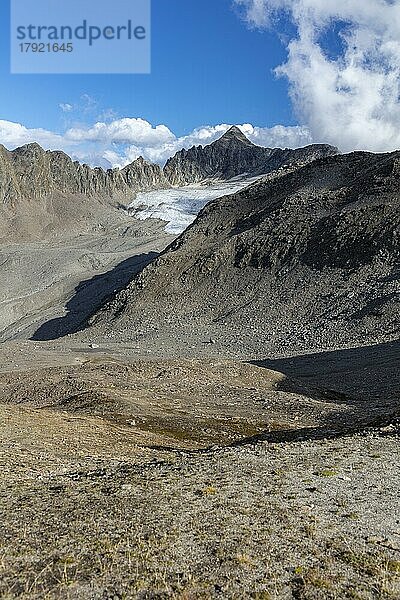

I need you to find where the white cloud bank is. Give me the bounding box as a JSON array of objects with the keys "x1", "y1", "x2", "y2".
[
  {"x1": 0, "y1": 117, "x2": 314, "y2": 169},
  {"x1": 234, "y1": 0, "x2": 400, "y2": 152}
]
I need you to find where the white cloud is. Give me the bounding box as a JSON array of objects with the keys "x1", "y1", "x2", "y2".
[
  {"x1": 241, "y1": 123, "x2": 313, "y2": 148},
  {"x1": 65, "y1": 118, "x2": 175, "y2": 146},
  {"x1": 0, "y1": 120, "x2": 64, "y2": 149},
  {"x1": 59, "y1": 103, "x2": 73, "y2": 113},
  {"x1": 0, "y1": 117, "x2": 315, "y2": 168},
  {"x1": 234, "y1": 0, "x2": 400, "y2": 152}
]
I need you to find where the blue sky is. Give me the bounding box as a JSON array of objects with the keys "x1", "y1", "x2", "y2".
[
  {"x1": 0, "y1": 0, "x2": 399, "y2": 166},
  {"x1": 0, "y1": 0, "x2": 292, "y2": 135}
]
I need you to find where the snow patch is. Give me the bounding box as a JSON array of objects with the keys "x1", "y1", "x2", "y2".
[{"x1": 127, "y1": 179, "x2": 257, "y2": 234}]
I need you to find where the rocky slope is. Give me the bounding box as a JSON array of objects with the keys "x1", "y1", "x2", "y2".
[
  {"x1": 89, "y1": 150, "x2": 400, "y2": 354},
  {"x1": 164, "y1": 126, "x2": 338, "y2": 185}
]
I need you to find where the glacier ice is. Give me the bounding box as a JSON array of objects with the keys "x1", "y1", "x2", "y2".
[{"x1": 127, "y1": 179, "x2": 256, "y2": 234}]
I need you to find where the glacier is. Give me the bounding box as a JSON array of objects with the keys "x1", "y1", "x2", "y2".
[{"x1": 127, "y1": 179, "x2": 257, "y2": 234}]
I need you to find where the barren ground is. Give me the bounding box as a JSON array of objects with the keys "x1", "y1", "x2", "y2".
[{"x1": 0, "y1": 215, "x2": 399, "y2": 599}]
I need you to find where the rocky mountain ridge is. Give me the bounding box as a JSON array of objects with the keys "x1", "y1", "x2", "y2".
[
  {"x1": 0, "y1": 127, "x2": 338, "y2": 206},
  {"x1": 164, "y1": 126, "x2": 338, "y2": 185},
  {"x1": 0, "y1": 143, "x2": 169, "y2": 205}
]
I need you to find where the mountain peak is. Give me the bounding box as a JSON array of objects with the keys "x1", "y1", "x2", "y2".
[
  {"x1": 13, "y1": 142, "x2": 46, "y2": 156},
  {"x1": 217, "y1": 126, "x2": 254, "y2": 146}
]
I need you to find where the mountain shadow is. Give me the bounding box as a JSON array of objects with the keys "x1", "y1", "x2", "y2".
[
  {"x1": 32, "y1": 252, "x2": 159, "y2": 341},
  {"x1": 250, "y1": 338, "x2": 400, "y2": 418}
]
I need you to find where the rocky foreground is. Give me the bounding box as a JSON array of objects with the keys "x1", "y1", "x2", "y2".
[
  {"x1": 0, "y1": 343, "x2": 398, "y2": 599},
  {"x1": 0, "y1": 386, "x2": 399, "y2": 599}
]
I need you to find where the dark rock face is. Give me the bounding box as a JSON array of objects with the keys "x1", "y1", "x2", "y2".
[
  {"x1": 0, "y1": 143, "x2": 169, "y2": 205},
  {"x1": 163, "y1": 126, "x2": 338, "y2": 185},
  {"x1": 91, "y1": 151, "x2": 400, "y2": 352}
]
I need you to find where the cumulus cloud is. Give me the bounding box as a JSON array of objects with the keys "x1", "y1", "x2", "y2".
[
  {"x1": 0, "y1": 117, "x2": 314, "y2": 168},
  {"x1": 234, "y1": 0, "x2": 400, "y2": 152},
  {"x1": 0, "y1": 120, "x2": 64, "y2": 149},
  {"x1": 242, "y1": 123, "x2": 313, "y2": 148},
  {"x1": 65, "y1": 118, "x2": 175, "y2": 146}
]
